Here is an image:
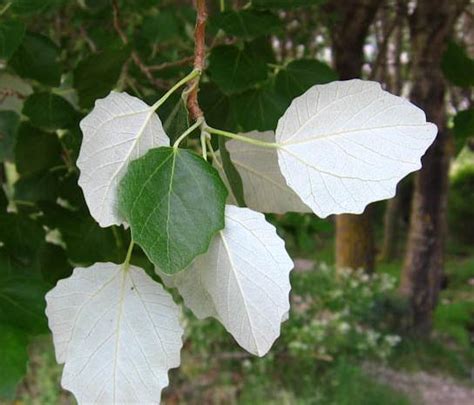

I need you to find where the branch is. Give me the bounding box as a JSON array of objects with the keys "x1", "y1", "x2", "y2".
[
  {"x1": 187, "y1": 0, "x2": 208, "y2": 120},
  {"x1": 112, "y1": 0, "x2": 167, "y2": 89},
  {"x1": 148, "y1": 56, "x2": 194, "y2": 72}
]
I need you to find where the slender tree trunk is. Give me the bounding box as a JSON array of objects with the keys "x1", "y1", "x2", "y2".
[
  {"x1": 325, "y1": 0, "x2": 382, "y2": 272},
  {"x1": 400, "y1": 0, "x2": 468, "y2": 335}
]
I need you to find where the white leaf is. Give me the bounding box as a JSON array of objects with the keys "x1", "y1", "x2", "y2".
[
  {"x1": 224, "y1": 131, "x2": 310, "y2": 213},
  {"x1": 276, "y1": 80, "x2": 437, "y2": 217},
  {"x1": 77, "y1": 92, "x2": 169, "y2": 227},
  {"x1": 46, "y1": 263, "x2": 183, "y2": 404},
  {"x1": 159, "y1": 205, "x2": 293, "y2": 357}
]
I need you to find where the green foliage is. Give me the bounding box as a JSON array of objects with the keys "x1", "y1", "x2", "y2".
[
  {"x1": 275, "y1": 59, "x2": 338, "y2": 100},
  {"x1": 232, "y1": 85, "x2": 288, "y2": 130},
  {"x1": 23, "y1": 92, "x2": 78, "y2": 131},
  {"x1": 119, "y1": 147, "x2": 227, "y2": 274},
  {"x1": 0, "y1": 20, "x2": 25, "y2": 61},
  {"x1": 453, "y1": 109, "x2": 474, "y2": 152},
  {"x1": 208, "y1": 43, "x2": 268, "y2": 94},
  {"x1": 10, "y1": 32, "x2": 61, "y2": 87},
  {"x1": 441, "y1": 42, "x2": 474, "y2": 87},
  {"x1": 434, "y1": 301, "x2": 474, "y2": 348},
  {"x1": 0, "y1": 325, "x2": 28, "y2": 399},
  {"x1": 210, "y1": 10, "x2": 282, "y2": 39},
  {"x1": 253, "y1": 0, "x2": 325, "y2": 8},
  {"x1": 74, "y1": 46, "x2": 130, "y2": 108},
  {"x1": 449, "y1": 166, "x2": 474, "y2": 244},
  {"x1": 14, "y1": 123, "x2": 62, "y2": 175},
  {"x1": 0, "y1": 110, "x2": 20, "y2": 162}
]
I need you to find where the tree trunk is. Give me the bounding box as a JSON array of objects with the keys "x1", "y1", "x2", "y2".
[
  {"x1": 400, "y1": 0, "x2": 468, "y2": 335},
  {"x1": 379, "y1": 195, "x2": 401, "y2": 262},
  {"x1": 326, "y1": 0, "x2": 382, "y2": 272}
]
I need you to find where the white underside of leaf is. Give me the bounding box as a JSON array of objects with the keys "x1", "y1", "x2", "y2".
[
  {"x1": 275, "y1": 79, "x2": 437, "y2": 217},
  {"x1": 45, "y1": 263, "x2": 183, "y2": 404},
  {"x1": 77, "y1": 92, "x2": 169, "y2": 227},
  {"x1": 159, "y1": 205, "x2": 293, "y2": 357},
  {"x1": 224, "y1": 131, "x2": 310, "y2": 213}
]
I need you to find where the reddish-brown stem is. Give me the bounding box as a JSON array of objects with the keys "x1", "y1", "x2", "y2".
[{"x1": 187, "y1": 0, "x2": 208, "y2": 120}]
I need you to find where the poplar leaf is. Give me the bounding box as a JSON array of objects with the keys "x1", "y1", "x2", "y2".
[
  {"x1": 224, "y1": 131, "x2": 310, "y2": 213},
  {"x1": 119, "y1": 147, "x2": 227, "y2": 274},
  {"x1": 276, "y1": 80, "x2": 437, "y2": 217},
  {"x1": 159, "y1": 205, "x2": 293, "y2": 356},
  {"x1": 77, "y1": 91, "x2": 169, "y2": 227},
  {"x1": 45, "y1": 263, "x2": 183, "y2": 404}
]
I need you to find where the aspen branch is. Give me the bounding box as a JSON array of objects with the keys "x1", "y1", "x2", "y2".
[
  {"x1": 187, "y1": 0, "x2": 208, "y2": 120},
  {"x1": 148, "y1": 56, "x2": 194, "y2": 72}
]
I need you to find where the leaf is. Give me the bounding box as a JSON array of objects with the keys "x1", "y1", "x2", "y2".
[
  {"x1": 218, "y1": 136, "x2": 246, "y2": 207},
  {"x1": 40, "y1": 203, "x2": 127, "y2": 266},
  {"x1": 0, "y1": 21, "x2": 25, "y2": 61},
  {"x1": 74, "y1": 47, "x2": 130, "y2": 108},
  {"x1": 275, "y1": 59, "x2": 337, "y2": 100},
  {"x1": 45, "y1": 263, "x2": 183, "y2": 403},
  {"x1": 0, "y1": 324, "x2": 28, "y2": 400},
  {"x1": 159, "y1": 205, "x2": 293, "y2": 356},
  {"x1": 162, "y1": 96, "x2": 189, "y2": 145},
  {"x1": 208, "y1": 44, "x2": 268, "y2": 95},
  {"x1": 10, "y1": 0, "x2": 60, "y2": 15},
  {"x1": 0, "y1": 73, "x2": 32, "y2": 113},
  {"x1": 0, "y1": 212, "x2": 45, "y2": 264},
  {"x1": 199, "y1": 82, "x2": 235, "y2": 131},
  {"x1": 0, "y1": 248, "x2": 50, "y2": 334},
  {"x1": 210, "y1": 10, "x2": 281, "y2": 39},
  {"x1": 119, "y1": 147, "x2": 227, "y2": 274},
  {"x1": 10, "y1": 32, "x2": 61, "y2": 87},
  {"x1": 253, "y1": 0, "x2": 324, "y2": 8},
  {"x1": 37, "y1": 243, "x2": 73, "y2": 285},
  {"x1": 275, "y1": 80, "x2": 437, "y2": 217},
  {"x1": 77, "y1": 91, "x2": 169, "y2": 227},
  {"x1": 14, "y1": 169, "x2": 61, "y2": 203},
  {"x1": 15, "y1": 122, "x2": 62, "y2": 176},
  {"x1": 141, "y1": 11, "x2": 182, "y2": 42},
  {"x1": 0, "y1": 110, "x2": 20, "y2": 162},
  {"x1": 23, "y1": 92, "x2": 78, "y2": 131},
  {"x1": 225, "y1": 131, "x2": 310, "y2": 213},
  {"x1": 441, "y1": 42, "x2": 474, "y2": 88},
  {"x1": 231, "y1": 85, "x2": 288, "y2": 131},
  {"x1": 453, "y1": 108, "x2": 474, "y2": 152}
]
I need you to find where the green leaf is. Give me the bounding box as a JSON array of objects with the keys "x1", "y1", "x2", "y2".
[
  {"x1": 119, "y1": 147, "x2": 227, "y2": 274},
  {"x1": 210, "y1": 10, "x2": 281, "y2": 39},
  {"x1": 15, "y1": 123, "x2": 62, "y2": 176},
  {"x1": 453, "y1": 109, "x2": 474, "y2": 152},
  {"x1": 74, "y1": 46, "x2": 131, "y2": 108},
  {"x1": 37, "y1": 243, "x2": 73, "y2": 285},
  {"x1": 10, "y1": 32, "x2": 61, "y2": 87},
  {"x1": 0, "y1": 324, "x2": 28, "y2": 400},
  {"x1": 275, "y1": 59, "x2": 338, "y2": 100},
  {"x1": 218, "y1": 136, "x2": 246, "y2": 207},
  {"x1": 0, "y1": 187, "x2": 7, "y2": 212},
  {"x1": 141, "y1": 11, "x2": 182, "y2": 42},
  {"x1": 0, "y1": 248, "x2": 49, "y2": 334},
  {"x1": 441, "y1": 42, "x2": 474, "y2": 88},
  {"x1": 40, "y1": 203, "x2": 128, "y2": 265},
  {"x1": 9, "y1": 0, "x2": 61, "y2": 14},
  {"x1": 231, "y1": 86, "x2": 289, "y2": 131},
  {"x1": 14, "y1": 170, "x2": 61, "y2": 203},
  {"x1": 199, "y1": 82, "x2": 235, "y2": 131},
  {"x1": 0, "y1": 110, "x2": 20, "y2": 162},
  {"x1": 208, "y1": 44, "x2": 268, "y2": 95},
  {"x1": 253, "y1": 0, "x2": 324, "y2": 8},
  {"x1": 23, "y1": 92, "x2": 78, "y2": 131},
  {"x1": 0, "y1": 212, "x2": 45, "y2": 265},
  {"x1": 162, "y1": 97, "x2": 189, "y2": 145},
  {"x1": 0, "y1": 21, "x2": 25, "y2": 61}
]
